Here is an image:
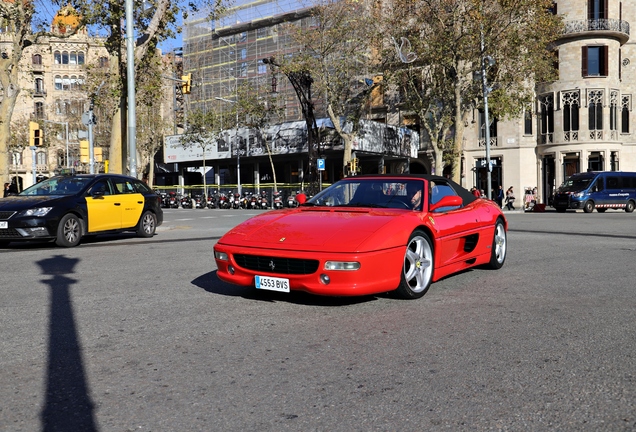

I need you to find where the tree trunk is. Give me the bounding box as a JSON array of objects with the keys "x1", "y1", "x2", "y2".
[{"x1": 451, "y1": 84, "x2": 465, "y2": 184}]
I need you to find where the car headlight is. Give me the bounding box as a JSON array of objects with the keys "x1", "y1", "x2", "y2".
[
  {"x1": 18, "y1": 207, "x2": 53, "y2": 217},
  {"x1": 324, "y1": 261, "x2": 360, "y2": 271},
  {"x1": 572, "y1": 192, "x2": 583, "y2": 198},
  {"x1": 214, "y1": 251, "x2": 229, "y2": 261}
]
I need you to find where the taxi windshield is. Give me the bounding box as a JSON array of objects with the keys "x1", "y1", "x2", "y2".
[{"x1": 20, "y1": 177, "x2": 92, "y2": 196}]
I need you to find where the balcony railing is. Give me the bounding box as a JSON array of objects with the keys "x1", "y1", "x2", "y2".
[
  {"x1": 478, "y1": 137, "x2": 498, "y2": 147},
  {"x1": 563, "y1": 19, "x2": 630, "y2": 39}
]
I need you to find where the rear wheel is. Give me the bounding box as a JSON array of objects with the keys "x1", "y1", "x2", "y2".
[
  {"x1": 137, "y1": 211, "x2": 157, "y2": 237},
  {"x1": 583, "y1": 200, "x2": 595, "y2": 213},
  {"x1": 487, "y1": 219, "x2": 507, "y2": 269},
  {"x1": 625, "y1": 200, "x2": 635, "y2": 213},
  {"x1": 56, "y1": 214, "x2": 82, "y2": 247},
  {"x1": 395, "y1": 230, "x2": 433, "y2": 299}
]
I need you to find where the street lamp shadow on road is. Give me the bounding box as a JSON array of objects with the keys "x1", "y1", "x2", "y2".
[{"x1": 193, "y1": 271, "x2": 378, "y2": 306}]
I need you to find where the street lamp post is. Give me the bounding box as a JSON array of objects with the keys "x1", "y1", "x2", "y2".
[
  {"x1": 480, "y1": 29, "x2": 495, "y2": 200},
  {"x1": 215, "y1": 97, "x2": 241, "y2": 196}
]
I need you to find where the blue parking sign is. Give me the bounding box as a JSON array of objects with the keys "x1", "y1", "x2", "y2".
[{"x1": 317, "y1": 159, "x2": 325, "y2": 170}]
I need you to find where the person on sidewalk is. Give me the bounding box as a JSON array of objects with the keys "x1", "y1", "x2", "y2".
[
  {"x1": 496, "y1": 185, "x2": 504, "y2": 208},
  {"x1": 505, "y1": 186, "x2": 516, "y2": 210}
]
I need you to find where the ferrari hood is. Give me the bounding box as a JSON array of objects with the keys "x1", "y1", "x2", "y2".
[
  {"x1": 0, "y1": 195, "x2": 64, "y2": 211},
  {"x1": 218, "y1": 207, "x2": 399, "y2": 252}
]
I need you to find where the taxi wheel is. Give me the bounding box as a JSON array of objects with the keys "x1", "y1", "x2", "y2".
[
  {"x1": 395, "y1": 229, "x2": 433, "y2": 300},
  {"x1": 137, "y1": 211, "x2": 157, "y2": 237},
  {"x1": 56, "y1": 214, "x2": 82, "y2": 247}
]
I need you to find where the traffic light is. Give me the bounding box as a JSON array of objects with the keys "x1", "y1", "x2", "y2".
[
  {"x1": 94, "y1": 147, "x2": 102, "y2": 162},
  {"x1": 350, "y1": 158, "x2": 359, "y2": 174},
  {"x1": 80, "y1": 140, "x2": 89, "y2": 164},
  {"x1": 181, "y1": 73, "x2": 192, "y2": 94},
  {"x1": 29, "y1": 121, "x2": 43, "y2": 147}
]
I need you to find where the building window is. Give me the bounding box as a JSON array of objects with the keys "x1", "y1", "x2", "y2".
[
  {"x1": 524, "y1": 107, "x2": 533, "y2": 135},
  {"x1": 54, "y1": 51, "x2": 61, "y2": 64},
  {"x1": 588, "y1": 0, "x2": 607, "y2": 20},
  {"x1": 241, "y1": 48, "x2": 247, "y2": 60},
  {"x1": 562, "y1": 90, "x2": 580, "y2": 141},
  {"x1": 35, "y1": 77, "x2": 44, "y2": 94},
  {"x1": 34, "y1": 102, "x2": 44, "y2": 119},
  {"x1": 622, "y1": 95, "x2": 631, "y2": 133},
  {"x1": 539, "y1": 94, "x2": 554, "y2": 144},
  {"x1": 478, "y1": 110, "x2": 497, "y2": 146},
  {"x1": 588, "y1": 90, "x2": 604, "y2": 139},
  {"x1": 62, "y1": 51, "x2": 69, "y2": 65},
  {"x1": 99, "y1": 56, "x2": 109, "y2": 68},
  {"x1": 240, "y1": 62, "x2": 248, "y2": 77},
  {"x1": 36, "y1": 151, "x2": 47, "y2": 166},
  {"x1": 78, "y1": 51, "x2": 85, "y2": 65},
  {"x1": 610, "y1": 91, "x2": 618, "y2": 135},
  {"x1": 12, "y1": 152, "x2": 22, "y2": 166},
  {"x1": 32, "y1": 54, "x2": 42, "y2": 65},
  {"x1": 70, "y1": 51, "x2": 77, "y2": 65},
  {"x1": 62, "y1": 75, "x2": 70, "y2": 91},
  {"x1": 258, "y1": 60, "x2": 267, "y2": 75},
  {"x1": 582, "y1": 46, "x2": 608, "y2": 77}
]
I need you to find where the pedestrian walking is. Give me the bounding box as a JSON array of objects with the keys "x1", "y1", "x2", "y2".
[
  {"x1": 505, "y1": 186, "x2": 516, "y2": 210},
  {"x1": 496, "y1": 185, "x2": 504, "y2": 208}
]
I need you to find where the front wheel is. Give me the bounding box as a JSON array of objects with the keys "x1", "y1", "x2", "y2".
[
  {"x1": 137, "y1": 211, "x2": 157, "y2": 237},
  {"x1": 395, "y1": 230, "x2": 434, "y2": 299},
  {"x1": 583, "y1": 200, "x2": 595, "y2": 213},
  {"x1": 56, "y1": 214, "x2": 82, "y2": 247},
  {"x1": 487, "y1": 219, "x2": 507, "y2": 269},
  {"x1": 625, "y1": 200, "x2": 635, "y2": 213}
]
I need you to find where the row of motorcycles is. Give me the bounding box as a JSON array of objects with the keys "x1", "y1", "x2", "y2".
[{"x1": 159, "y1": 190, "x2": 301, "y2": 210}]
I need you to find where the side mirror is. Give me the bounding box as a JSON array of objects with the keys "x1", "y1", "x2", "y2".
[
  {"x1": 429, "y1": 195, "x2": 462, "y2": 212},
  {"x1": 91, "y1": 190, "x2": 105, "y2": 198}
]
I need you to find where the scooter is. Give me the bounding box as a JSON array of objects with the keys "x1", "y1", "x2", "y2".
[
  {"x1": 218, "y1": 192, "x2": 230, "y2": 209},
  {"x1": 272, "y1": 191, "x2": 283, "y2": 210},
  {"x1": 260, "y1": 190, "x2": 269, "y2": 209}
]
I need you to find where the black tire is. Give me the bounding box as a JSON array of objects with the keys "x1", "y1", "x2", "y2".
[
  {"x1": 597, "y1": 208, "x2": 607, "y2": 213},
  {"x1": 56, "y1": 214, "x2": 82, "y2": 247},
  {"x1": 137, "y1": 211, "x2": 157, "y2": 237},
  {"x1": 583, "y1": 200, "x2": 595, "y2": 213},
  {"x1": 395, "y1": 230, "x2": 434, "y2": 300},
  {"x1": 487, "y1": 219, "x2": 507, "y2": 269},
  {"x1": 555, "y1": 207, "x2": 567, "y2": 213},
  {"x1": 625, "y1": 201, "x2": 635, "y2": 213}
]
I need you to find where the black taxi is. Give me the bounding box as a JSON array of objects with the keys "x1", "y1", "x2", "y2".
[{"x1": 0, "y1": 172, "x2": 163, "y2": 247}]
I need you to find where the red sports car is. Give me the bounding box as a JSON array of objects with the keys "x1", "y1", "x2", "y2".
[{"x1": 213, "y1": 174, "x2": 507, "y2": 299}]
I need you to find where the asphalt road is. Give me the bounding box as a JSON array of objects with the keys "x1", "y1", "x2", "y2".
[{"x1": 1, "y1": 208, "x2": 635, "y2": 431}]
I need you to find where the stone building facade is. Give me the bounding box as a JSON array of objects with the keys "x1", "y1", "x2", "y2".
[{"x1": 2, "y1": 7, "x2": 109, "y2": 189}]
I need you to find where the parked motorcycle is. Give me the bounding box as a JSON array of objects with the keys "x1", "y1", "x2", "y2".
[
  {"x1": 181, "y1": 195, "x2": 193, "y2": 209},
  {"x1": 260, "y1": 190, "x2": 269, "y2": 209},
  {"x1": 272, "y1": 191, "x2": 283, "y2": 210},
  {"x1": 249, "y1": 192, "x2": 259, "y2": 210},
  {"x1": 218, "y1": 192, "x2": 230, "y2": 209},
  {"x1": 193, "y1": 194, "x2": 204, "y2": 209},
  {"x1": 207, "y1": 191, "x2": 217, "y2": 209},
  {"x1": 232, "y1": 192, "x2": 241, "y2": 209},
  {"x1": 167, "y1": 192, "x2": 179, "y2": 208},
  {"x1": 287, "y1": 191, "x2": 300, "y2": 208}
]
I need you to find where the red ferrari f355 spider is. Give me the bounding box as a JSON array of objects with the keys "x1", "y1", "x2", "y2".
[{"x1": 213, "y1": 174, "x2": 507, "y2": 299}]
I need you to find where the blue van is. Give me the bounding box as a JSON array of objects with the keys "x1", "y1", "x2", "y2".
[{"x1": 553, "y1": 171, "x2": 636, "y2": 213}]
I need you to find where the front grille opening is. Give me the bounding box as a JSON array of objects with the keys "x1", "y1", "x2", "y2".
[{"x1": 234, "y1": 254, "x2": 319, "y2": 275}]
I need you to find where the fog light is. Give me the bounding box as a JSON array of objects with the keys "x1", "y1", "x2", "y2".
[
  {"x1": 228, "y1": 265, "x2": 235, "y2": 275},
  {"x1": 320, "y1": 274, "x2": 330, "y2": 285},
  {"x1": 324, "y1": 261, "x2": 360, "y2": 271}
]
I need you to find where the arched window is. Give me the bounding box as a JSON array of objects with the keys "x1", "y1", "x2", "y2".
[
  {"x1": 77, "y1": 75, "x2": 85, "y2": 90},
  {"x1": 588, "y1": 90, "x2": 604, "y2": 139},
  {"x1": 55, "y1": 76, "x2": 62, "y2": 90},
  {"x1": 36, "y1": 151, "x2": 47, "y2": 166},
  {"x1": 622, "y1": 96, "x2": 631, "y2": 134},
  {"x1": 32, "y1": 54, "x2": 42, "y2": 65},
  {"x1": 70, "y1": 75, "x2": 78, "y2": 90},
  {"x1": 78, "y1": 52, "x2": 85, "y2": 64},
  {"x1": 62, "y1": 51, "x2": 69, "y2": 64},
  {"x1": 62, "y1": 75, "x2": 70, "y2": 91},
  {"x1": 54, "y1": 51, "x2": 61, "y2": 64},
  {"x1": 70, "y1": 51, "x2": 77, "y2": 65},
  {"x1": 34, "y1": 102, "x2": 44, "y2": 119},
  {"x1": 99, "y1": 56, "x2": 109, "y2": 68},
  {"x1": 12, "y1": 152, "x2": 22, "y2": 166},
  {"x1": 35, "y1": 77, "x2": 44, "y2": 94}
]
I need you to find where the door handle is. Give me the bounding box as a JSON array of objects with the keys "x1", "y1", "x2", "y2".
[
  {"x1": 114, "y1": 203, "x2": 121, "y2": 206},
  {"x1": 138, "y1": 201, "x2": 143, "y2": 204}
]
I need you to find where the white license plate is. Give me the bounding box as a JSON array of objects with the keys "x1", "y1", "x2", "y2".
[
  {"x1": 0, "y1": 221, "x2": 7, "y2": 229},
  {"x1": 255, "y1": 275, "x2": 290, "y2": 293}
]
